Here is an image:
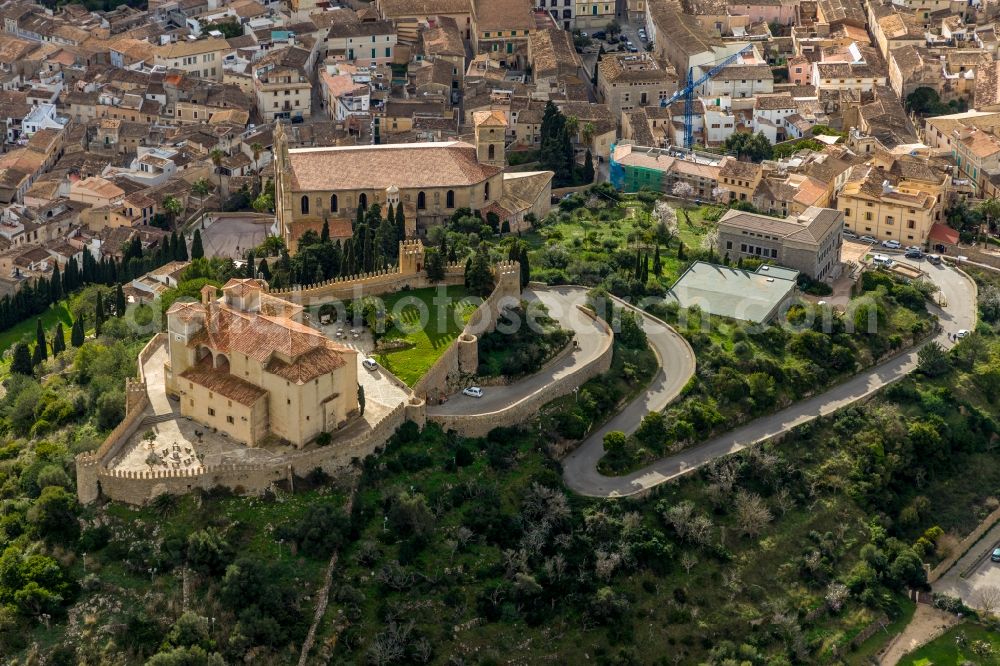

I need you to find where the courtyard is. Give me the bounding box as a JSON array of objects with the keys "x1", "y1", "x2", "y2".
[
  {"x1": 197, "y1": 214, "x2": 275, "y2": 260},
  {"x1": 109, "y1": 334, "x2": 409, "y2": 473}
]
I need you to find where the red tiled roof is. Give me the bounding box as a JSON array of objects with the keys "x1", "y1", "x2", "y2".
[{"x1": 929, "y1": 223, "x2": 959, "y2": 245}]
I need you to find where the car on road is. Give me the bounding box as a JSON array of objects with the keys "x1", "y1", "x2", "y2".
[
  {"x1": 905, "y1": 245, "x2": 922, "y2": 252},
  {"x1": 362, "y1": 357, "x2": 379, "y2": 371},
  {"x1": 992, "y1": 547, "x2": 1000, "y2": 562},
  {"x1": 628, "y1": 45, "x2": 639, "y2": 52},
  {"x1": 957, "y1": 329, "x2": 970, "y2": 339},
  {"x1": 462, "y1": 386, "x2": 484, "y2": 398},
  {"x1": 927, "y1": 254, "x2": 943, "y2": 265},
  {"x1": 881, "y1": 239, "x2": 901, "y2": 249},
  {"x1": 592, "y1": 31, "x2": 606, "y2": 39},
  {"x1": 843, "y1": 229, "x2": 858, "y2": 239},
  {"x1": 872, "y1": 253, "x2": 894, "y2": 268},
  {"x1": 859, "y1": 235, "x2": 877, "y2": 244},
  {"x1": 904, "y1": 249, "x2": 923, "y2": 259}
]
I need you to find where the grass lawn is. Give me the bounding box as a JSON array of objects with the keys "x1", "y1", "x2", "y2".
[
  {"x1": 899, "y1": 623, "x2": 1000, "y2": 666},
  {"x1": 375, "y1": 285, "x2": 477, "y2": 386},
  {"x1": 0, "y1": 300, "x2": 72, "y2": 355}
]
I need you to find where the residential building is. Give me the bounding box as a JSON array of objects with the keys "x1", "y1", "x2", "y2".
[
  {"x1": 538, "y1": 0, "x2": 574, "y2": 30},
  {"x1": 528, "y1": 27, "x2": 583, "y2": 94},
  {"x1": 718, "y1": 158, "x2": 762, "y2": 203},
  {"x1": 423, "y1": 16, "x2": 467, "y2": 88},
  {"x1": 471, "y1": 0, "x2": 534, "y2": 70},
  {"x1": 154, "y1": 38, "x2": 233, "y2": 82},
  {"x1": 597, "y1": 53, "x2": 677, "y2": 119},
  {"x1": 837, "y1": 162, "x2": 942, "y2": 244},
  {"x1": 165, "y1": 279, "x2": 359, "y2": 447},
  {"x1": 254, "y1": 47, "x2": 312, "y2": 122},
  {"x1": 325, "y1": 19, "x2": 397, "y2": 66},
  {"x1": 574, "y1": 0, "x2": 614, "y2": 30},
  {"x1": 716, "y1": 206, "x2": 843, "y2": 280}
]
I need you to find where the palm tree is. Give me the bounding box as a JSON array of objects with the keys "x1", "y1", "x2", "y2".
[
  {"x1": 192, "y1": 178, "x2": 213, "y2": 201},
  {"x1": 210, "y1": 148, "x2": 225, "y2": 198},
  {"x1": 581, "y1": 121, "x2": 596, "y2": 151},
  {"x1": 564, "y1": 115, "x2": 579, "y2": 143},
  {"x1": 250, "y1": 142, "x2": 264, "y2": 194},
  {"x1": 162, "y1": 195, "x2": 182, "y2": 228},
  {"x1": 977, "y1": 198, "x2": 1000, "y2": 240}
]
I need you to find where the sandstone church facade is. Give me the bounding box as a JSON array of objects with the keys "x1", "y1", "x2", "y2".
[
  {"x1": 165, "y1": 278, "x2": 359, "y2": 447},
  {"x1": 273, "y1": 110, "x2": 554, "y2": 251}
]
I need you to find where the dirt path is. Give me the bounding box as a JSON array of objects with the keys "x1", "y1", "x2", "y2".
[{"x1": 879, "y1": 604, "x2": 959, "y2": 666}]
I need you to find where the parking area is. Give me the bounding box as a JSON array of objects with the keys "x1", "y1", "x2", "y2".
[
  {"x1": 198, "y1": 215, "x2": 274, "y2": 260},
  {"x1": 934, "y1": 533, "x2": 1000, "y2": 610}
]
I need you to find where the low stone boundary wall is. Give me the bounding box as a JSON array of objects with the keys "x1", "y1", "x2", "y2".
[
  {"x1": 428, "y1": 304, "x2": 614, "y2": 438},
  {"x1": 928, "y1": 505, "x2": 1000, "y2": 583}
]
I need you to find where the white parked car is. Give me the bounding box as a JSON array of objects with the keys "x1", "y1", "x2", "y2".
[
  {"x1": 872, "y1": 253, "x2": 894, "y2": 268},
  {"x1": 462, "y1": 386, "x2": 484, "y2": 398},
  {"x1": 881, "y1": 239, "x2": 901, "y2": 249},
  {"x1": 957, "y1": 329, "x2": 970, "y2": 339},
  {"x1": 859, "y1": 235, "x2": 877, "y2": 244},
  {"x1": 362, "y1": 357, "x2": 379, "y2": 371},
  {"x1": 905, "y1": 245, "x2": 922, "y2": 252}
]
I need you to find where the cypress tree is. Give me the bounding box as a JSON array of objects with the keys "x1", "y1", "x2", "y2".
[
  {"x1": 190, "y1": 229, "x2": 204, "y2": 259},
  {"x1": 356, "y1": 206, "x2": 365, "y2": 227},
  {"x1": 641, "y1": 254, "x2": 649, "y2": 283},
  {"x1": 95, "y1": 292, "x2": 105, "y2": 336},
  {"x1": 448, "y1": 245, "x2": 457, "y2": 263},
  {"x1": 634, "y1": 248, "x2": 642, "y2": 279},
  {"x1": 520, "y1": 248, "x2": 530, "y2": 289},
  {"x1": 258, "y1": 257, "x2": 271, "y2": 281},
  {"x1": 32, "y1": 318, "x2": 47, "y2": 365},
  {"x1": 583, "y1": 149, "x2": 595, "y2": 184},
  {"x1": 11, "y1": 343, "x2": 32, "y2": 375},
  {"x1": 320, "y1": 220, "x2": 330, "y2": 244},
  {"x1": 71, "y1": 316, "x2": 84, "y2": 347},
  {"x1": 115, "y1": 283, "x2": 126, "y2": 317},
  {"x1": 395, "y1": 203, "x2": 405, "y2": 241},
  {"x1": 463, "y1": 256, "x2": 472, "y2": 287},
  {"x1": 678, "y1": 242, "x2": 686, "y2": 260},
  {"x1": 177, "y1": 235, "x2": 189, "y2": 261},
  {"x1": 52, "y1": 323, "x2": 65, "y2": 354},
  {"x1": 50, "y1": 264, "x2": 62, "y2": 302},
  {"x1": 653, "y1": 244, "x2": 662, "y2": 276},
  {"x1": 169, "y1": 232, "x2": 179, "y2": 261}
]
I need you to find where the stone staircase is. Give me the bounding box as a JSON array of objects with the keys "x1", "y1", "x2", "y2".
[{"x1": 141, "y1": 413, "x2": 178, "y2": 426}]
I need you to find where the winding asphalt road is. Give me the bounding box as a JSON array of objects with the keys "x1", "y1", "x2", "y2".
[
  {"x1": 563, "y1": 259, "x2": 977, "y2": 497},
  {"x1": 426, "y1": 285, "x2": 612, "y2": 417}
]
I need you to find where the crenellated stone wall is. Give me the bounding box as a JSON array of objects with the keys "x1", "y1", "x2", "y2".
[
  {"x1": 90, "y1": 402, "x2": 409, "y2": 505},
  {"x1": 413, "y1": 260, "x2": 522, "y2": 401},
  {"x1": 266, "y1": 240, "x2": 465, "y2": 304}
]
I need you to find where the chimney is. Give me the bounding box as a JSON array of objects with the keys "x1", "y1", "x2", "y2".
[{"x1": 201, "y1": 284, "x2": 216, "y2": 305}]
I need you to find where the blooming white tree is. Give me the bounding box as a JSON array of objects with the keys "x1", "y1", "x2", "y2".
[
  {"x1": 672, "y1": 181, "x2": 696, "y2": 199},
  {"x1": 712, "y1": 186, "x2": 731, "y2": 202}
]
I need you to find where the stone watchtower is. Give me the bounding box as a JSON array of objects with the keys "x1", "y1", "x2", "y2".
[
  {"x1": 399, "y1": 239, "x2": 425, "y2": 275},
  {"x1": 473, "y1": 110, "x2": 508, "y2": 168}
]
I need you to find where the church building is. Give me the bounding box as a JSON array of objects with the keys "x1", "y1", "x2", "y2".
[
  {"x1": 164, "y1": 278, "x2": 359, "y2": 447},
  {"x1": 273, "y1": 110, "x2": 554, "y2": 251}
]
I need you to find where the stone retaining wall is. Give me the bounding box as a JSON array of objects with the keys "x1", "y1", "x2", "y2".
[
  {"x1": 428, "y1": 304, "x2": 614, "y2": 438},
  {"x1": 928, "y1": 504, "x2": 1000, "y2": 583},
  {"x1": 93, "y1": 402, "x2": 408, "y2": 505},
  {"x1": 413, "y1": 261, "x2": 522, "y2": 400}
]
